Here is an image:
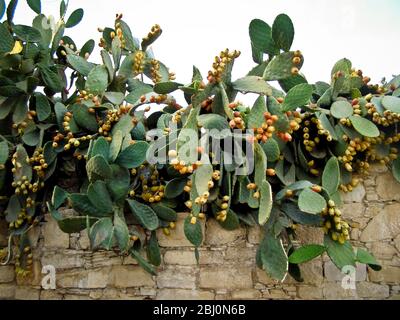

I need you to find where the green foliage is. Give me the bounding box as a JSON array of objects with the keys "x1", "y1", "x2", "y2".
[
  {"x1": 232, "y1": 76, "x2": 273, "y2": 95},
  {"x1": 356, "y1": 248, "x2": 382, "y2": 271},
  {"x1": 324, "y1": 235, "x2": 355, "y2": 270},
  {"x1": 259, "y1": 233, "x2": 288, "y2": 281},
  {"x1": 127, "y1": 199, "x2": 159, "y2": 231},
  {"x1": 116, "y1": 141, "x2": 149, "y2": 168},
  {"x1": 288, "y1": 244, "x2": 326, "y2": 264},
  {"x1": 281, "y1": 83, "x2": 313, "y2": 111},
  {"x1": 263, "y1": 51, "x2": 303, "y2": 81},
  {"x1": 0, "y1": 3, "x2": 388, "y2": 281},
  {"x1": 272, "y1": 14, "x2": 294, "y2": 52},
  {"x1": 298, "y1": 188, "x2": 327, "y2": 214},
  {"x1": 331, "y1": 100, "x2": 353, "y2": 119},
  {"x1": 65, "y1": 8, "x2": 84, "y2": 28},
  {"x1": 259, "y1": 180, "x2": 272, "y2": 225},
  {"x1": 184, "y1": 215, "x2": 203, "y2": 247},
  {"x1": 249, "y1": 19, "x2": 277, "y2": 57},
  {"x1": 322, "y1": 157, "x2": 340, "y2": 195},
  {"x1": 248, "y1": 96, "x2": 267, "y2": 129},
  {"x1": 349, "y1": 116, "x2": 380, "y2": 137}
]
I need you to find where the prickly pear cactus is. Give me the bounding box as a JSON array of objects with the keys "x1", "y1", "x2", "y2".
[{"x1": 1, "y1": 0, "x2": 398, "y2": 283}]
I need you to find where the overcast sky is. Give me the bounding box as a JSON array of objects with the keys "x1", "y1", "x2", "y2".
[{"x1": 10, "y1": 0, "x2": 400, "y2": 90}]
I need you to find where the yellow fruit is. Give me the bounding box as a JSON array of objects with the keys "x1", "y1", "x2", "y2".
[
  {"x1": 190, "y1": 216, "x2": 197, "y2": 224},
  {"x1": 311, "y1": 185, "x2": 322, "y2": 193},
  {"x1": 185, "y1": 201, "x2": 192, "y2": 209},
  {"x1": 221, "y1": 203, "x2": 228, "y2": 209},
  {"x1": 266, "y1": 168, "x2": 276, "y2": 176},
  {"x1": 285, "y1": 189, "x2": 293, "y2": 197},
  {"x1": 246, "y1": 183, "x2": 256, "y2": 190},
  {"x1": 325, "y1": 221, "x2": 331, "y2": 229},
  {"x1": 292, "y1": 56, "x2": 301, "y2": 64}
]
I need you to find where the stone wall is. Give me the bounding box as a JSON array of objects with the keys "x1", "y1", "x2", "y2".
[{"x1": 0, "y1": 164, "x2": 399, "y2": 300}]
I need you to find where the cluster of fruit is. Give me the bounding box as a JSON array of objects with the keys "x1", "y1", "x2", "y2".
[
  {"x1": 290, "y1": 50, "x2": 303, "y2": 75},
  {"x1": 142, "y1": 24, "x2": 162, "y2": 45},
  {"x1": 215, "y1": 196, "x2": 230, "y2": 222},
  {"x1": 338, "y1": 138, "x2": 371, "y2": 172},
  {"x1": 253, "y1": 112, "x2": 278, "y2": 143},
  {"x1": 113, "y1": 15, "x2": 127, "y2": 49},
  {"x1": 76, "y1": 90, "x2": 101, "y2": 106},
  {"x1": 207, "y1": 49, "x2": 241, "y2": 83},
  {"x1": 150, "y1": 59, "x2": 162, "y2": 84},
  {"x1": 8, "y1": 207, "x2": 33, "y2": 229},
  {"x1": 27, "y1": 149, "x2": 48, "y2": 178},
  {"x1": 321, "y1": 200, "x2": 350, "y2": 244},
  {"x1": 339, "y1": 177, "x2": 360, "y2": 193},
  {"x1": 98, "y1": 107, "x2": 131, "y2": 137},
  {"x1": 133, "y1": 50, "x2": 145, "y2": 75},
  {"x1": 229, "y1": 112, "x2": 246, "y2": 130},
  {"x1": 136, "y1": 166, "x2": 165, "y2": 203},
  {"x1": 14, "y1": 246, "x2": 33, "y2": 277}
]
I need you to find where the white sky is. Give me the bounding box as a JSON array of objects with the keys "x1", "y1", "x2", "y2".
[{"x1": 10, "y1": 0, "x2": 400, "y2": 97}]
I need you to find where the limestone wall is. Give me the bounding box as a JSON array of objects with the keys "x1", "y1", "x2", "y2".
[{"x1": 0, "y1": 164, "x2": 399, "y2": 300}]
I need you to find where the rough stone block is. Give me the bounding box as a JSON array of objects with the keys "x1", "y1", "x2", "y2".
[
  {"x1": 296, "y1": 225, "x2": 324, "y2": 244},
  {"x1": 368, "y1": 264, "x2": 400, "y2": 284},
  {"x1": 370, "y1": 242, "x2": 397, "y2": 260},
  {"x1": 164, "y1": 250, "x2": 196, "y2": 265},
  {"x1": 42, "y1": 214, "x2": 70, "y2": 249},
  {"x1": 324, "y1": 261, "x2": 366, "y2": 282},
  {"x1": 40, "y1": 290, "x2": 63, "y2": 300},
  {"x1": 157, "y1": 266, "x2": 196, "y2": 289},
  {"x1": 340, "y1": 184, "x2": 365, "y2": 203},
  {"x1": 322, "y1": 282, "x2": 358, "y2": 299},
  {"x1": 231, "y1": 289, "x2": 261, "y2": 299},
  {"x1": 341, "y1": 203, "x2": 365, "y2": 220},
  {"x1": 15, "y1": 287, "x2": 40, "y2": 300},
  {"x1": 0, "y1": 283, "x2": 15, "y2": 299},
  {"x1": 205, "y1": 219, "x2": 246, "y2": 245},
  {"x1": 41, "y1": 250, "x2": 85, "y2": 269},
  {"x1": 57, "y1": 268, "x2": 110, "y2": 289},
  {"x1": 263, "y1": 288, "x2": 289, "y2": 299},
  {"x1": 63, "y1": 294, "x2": 90, "y2": 300},
  {"x1": 300, "y1": 259, "x2": 324, "y2": 285},
  {"x1": 199, "y1": 267, "x2": 252, "y2": 290},
  {"x1": 156, "y1": 289, "x2": 214, "y2": 300},
  {"x1": 198, "y1": 250, "x2": 225, "y2": 265},
  {"x1": 356, "y1": 282, "x2": 390, "y2": 299},
  {"x1": 376, "y1": 172, "x2": 400, "y2": 201},
  {"x1": 0, "y1": 266, "x2": 15, "y2": 283},
  {"x1": 360, "y1": 203, "x2": 400, "y2": 242},
  {"x1": 79, "y1": 231, "x2": 91, "y2": 250},
  {"x1": 297, "y1": 286, "x2": 323, "y2": 299},
  {"x1": 225, "y1": 246, "x2": 256, "y2": 265},
  {"x1": 110, "y1": 265, "x2": 155, "y2": 288}
]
